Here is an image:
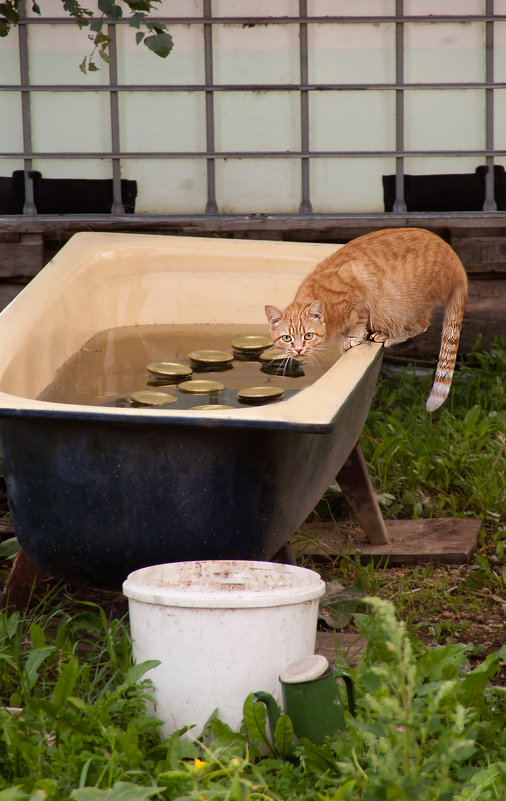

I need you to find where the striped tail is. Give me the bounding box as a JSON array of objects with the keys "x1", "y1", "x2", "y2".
[{"x1": 425, "y1": 284, "x2": 467, "y2": 413}]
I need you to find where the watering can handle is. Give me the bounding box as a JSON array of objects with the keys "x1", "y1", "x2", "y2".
[{"x1": 334, "y1": 670, "x2": 356, "y2": 717}]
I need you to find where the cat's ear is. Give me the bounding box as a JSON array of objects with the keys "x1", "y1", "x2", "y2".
[
  {"x1": 265, "y1": 305, "x2": 283, "y2": 325},
  {"x1": 308, "y1": 300, "x2": 324, "y2": 323}
]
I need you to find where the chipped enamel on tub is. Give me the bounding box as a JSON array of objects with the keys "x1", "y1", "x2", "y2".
[{"x1": 0, "y1": 233, "x2": 382, "y2": 588}]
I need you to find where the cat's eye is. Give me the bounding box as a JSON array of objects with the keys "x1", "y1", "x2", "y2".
[
  {"x1": 281, "y1": 334, "x2": 292, "y2": 342},
  {"x1": 304, "y1": 333, "x2": 314, "y2": 340}
]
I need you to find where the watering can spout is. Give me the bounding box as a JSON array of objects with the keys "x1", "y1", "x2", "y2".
[{"x1": 253, "y1": 690, "x2": 281, "y2": 735}]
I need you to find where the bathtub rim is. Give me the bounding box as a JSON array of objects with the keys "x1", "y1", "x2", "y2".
[{"x1": 0, "y1": 342, "x2": 383, "y2": 434}]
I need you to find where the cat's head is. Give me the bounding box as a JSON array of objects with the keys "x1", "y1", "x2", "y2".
[{"x1": 264, "y1": 300, "x2": 327, "y2": 356}]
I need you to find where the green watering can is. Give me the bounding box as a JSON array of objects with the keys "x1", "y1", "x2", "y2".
[{"x1": 255, "y1": 654, "x2": 356, "y2": 747}]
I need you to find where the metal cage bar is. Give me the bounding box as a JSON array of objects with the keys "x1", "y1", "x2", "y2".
[
  {"x1": 108, "y1": 21, "x2": 125, "y2": 215},
  {"x1": 1, "y1": 8, "x2": 504, "y2": 218},
  {"x1": 484, "y1": 0, "x2": 497, "y2": 211},
  {"x1": 17, "y1": 0, "x2": 35, "y2": 214},
  {"x1": 203, "y1": 0, "x2": 218, "y2": 214},
  {"x1": 298, "y1": 0, "x2": 312, "y2": 214}
]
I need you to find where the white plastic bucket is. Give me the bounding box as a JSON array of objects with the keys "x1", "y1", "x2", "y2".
[{"x1": 122, "y1": 559, "x2": 326, "y2": 737}]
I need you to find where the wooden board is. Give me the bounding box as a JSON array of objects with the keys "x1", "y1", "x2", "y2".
[
  {"x1": 296, "y1": 518, "x2": 481, "y2": 566},
  {"x1": 0, "y1": 233, "x2": 44, "y2": 279},
  {"x1": 316, "y1": 630, "x2": 367, "y2": 666},
  {"x1": 453, "y1": 235, "x2": 506, "y2": 274},
  {"x1": 387, "y1": 277, "x2": 506, "y2": 361},
  {"x1": 0, "y1": 283, "x2": 26, "y2": 311}
]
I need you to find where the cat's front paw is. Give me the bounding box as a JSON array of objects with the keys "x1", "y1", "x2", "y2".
[
  {"x1": 342, "y1": 335, "x2": 366, "y2": 351},
  {"x1": 369, "y1": 331, "x2": 388, "y2": 344}
]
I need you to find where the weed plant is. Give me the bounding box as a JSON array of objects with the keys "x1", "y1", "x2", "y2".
[
  {"x1": 358, "y1": 336, "x2": 505, "y2": 522},
  {"x1": 0, "y1": 597, "x2": 505, "y2": 800},
  {"x1": 1, "y1": 340, "x2": 505, "y2": 800}
]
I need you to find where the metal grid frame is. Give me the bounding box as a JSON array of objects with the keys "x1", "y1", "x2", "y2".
[{"x1": 2, "y1": 0, "x2": 505, "y2": 218}]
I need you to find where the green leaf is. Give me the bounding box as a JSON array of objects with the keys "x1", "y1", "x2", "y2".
[
  {"x1": 0, "y1": 537, "x2": 19, "y2": 559},
  {"x1": 0, "y1": 788, "x2": 28, "y2": 801},
  {"x1": 464, "y1": 404, "x2": 481, "y2": 432},
  {"x1": 299, "y1": 738, "x2": 339, "y2": 774},
  {"x1": 122, "y1": 659, "x2": 160, "y2": 687},
  {"x1": 52, "y1": 657, "x2": 79, "y2": 709},
  {"x1": 319, "y1": 581, "x2": 363, "y2": 628},
  {"x1": 129, "y1": 13, "x2": 145, "y2": 29},
  {"x1": 143, "y1": 32, "x2": 174, "y2": 58},
  {"x1": 135, "y1": 31, "x2": 145, "y2": 44},
  {"x1": 23, "y1": 646, "x2": 56, "y2": 689},
  {"x1": 125, "y1": 0, "x2": 152, "y2": 11},
  {"x1": 273, "y1": 713, "x2": 295, "y2": 758},
  {"x1": 242, "y1": 693, "x2": 271, "y2": 750},
  {"x1": 98, "y1": 0, "x2": 122, "y2": 18},
  {"x1": 29, "y1": 622, "x2": 46, "y2": 650},
  {"x1": 71, "y1": 782, "x2": 161, "y2": 801},
  {"x1": 31, "y1": 1, "x2": 41, "y2": 13},
  {"x1": 0, "y1": 2, "x2": 19, "y2": 24}
]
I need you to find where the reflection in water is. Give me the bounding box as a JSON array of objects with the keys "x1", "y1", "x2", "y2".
[{"x1": 38, "y1": 323, "x2": 342, "y2": 407}]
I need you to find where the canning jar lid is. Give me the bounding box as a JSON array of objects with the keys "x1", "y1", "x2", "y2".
[
  {"x1": 259, "y1": 347, "x2": 290, "y2": 363},
  {"x1": 146, "y1": 361, "x2": 192, "y2": 378},
  {"x1": 178, "y1": 379, "x2": 225, "y2": 394},
  {"x1": 231, "y1": 335, "x2": 272, "y2": 352},
  {"x1": 130, "y1": 390, "x2": 177, "y2": 406},
  {"x1": 191, "y1": 404, "x2": 235, "y2": 410},
  {"x1": 237, "y1": 385, "x2": 284, "y2": 402},
  {"x1": 188, "y1": 349, "x2": 233, "y2": 365}
]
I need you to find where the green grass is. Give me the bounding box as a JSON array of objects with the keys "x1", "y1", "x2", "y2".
[
  {"x1": 0, "y1": 596, "x2": 505, "y2": 801},
  {"x1": 0, "y1": 338, "x2": 505, "y2": 800},
  {"x1": 360, "y1": 335, "x2": 506, "y2": 522}
]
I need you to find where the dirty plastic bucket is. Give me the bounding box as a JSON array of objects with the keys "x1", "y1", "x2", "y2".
[{"x1": 122, "y1": 559, "x2": 326, "y2": 737}]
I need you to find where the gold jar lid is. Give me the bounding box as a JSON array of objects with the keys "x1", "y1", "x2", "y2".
[
  {"x1": 146, "y1": 361, "x2": 192, "y2": 379},
  {"x1": 259, "y1": 347, "x2": 290, "y2": 364},
  {"x1": 178, "y1": 379, "x2": 225, "y2": 394},
  {"x1": 191, "y1": 404, "x2": 235, "y2": 410},
  {"x1": 231, "y1": 335, "x2": 273, "y2": 352},
  {"x1": 130, "y1": 390, "x2": 177, "y2": 407},
  {"x1": 237, "y1": 385, "x2": 284, "y2": 403},
  {"x1": 189, "y1": 349, "x2": 234, "y2": 366}
]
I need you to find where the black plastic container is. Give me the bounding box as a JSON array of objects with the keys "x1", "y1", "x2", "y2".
[{"x1": 382, "y1": 164, "x2": 506, "y2": 212}]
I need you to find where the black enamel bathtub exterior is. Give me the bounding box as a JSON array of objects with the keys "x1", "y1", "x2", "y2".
[{"x1": 0, "y1": 353, "x2": 381, "y2": 588}]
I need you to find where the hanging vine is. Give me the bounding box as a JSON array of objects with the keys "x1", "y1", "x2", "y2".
[{"x1": 0, "y1": 0, "x2": 174, "y2": 72}]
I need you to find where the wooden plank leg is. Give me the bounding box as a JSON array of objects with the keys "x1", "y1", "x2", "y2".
[
  {"x1": 336, "y1": 443, "x2": 389, "y2": 545},
  {"x1": 0, "y1": 548, "x2": 44, "y2": 612}
]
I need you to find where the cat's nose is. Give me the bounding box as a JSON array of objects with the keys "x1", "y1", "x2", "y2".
[{"x1": 295, "y1": 347, "x2": 303, "y2": 354}]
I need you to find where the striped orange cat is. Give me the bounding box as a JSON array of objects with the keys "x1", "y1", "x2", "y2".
[{"x1": 265, "y1": 228, "x2": 468, "y2": 412}]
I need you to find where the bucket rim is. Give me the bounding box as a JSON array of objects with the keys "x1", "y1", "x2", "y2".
[{"x1": 122, "y1": 559, "x2": 326, "y2": 608}]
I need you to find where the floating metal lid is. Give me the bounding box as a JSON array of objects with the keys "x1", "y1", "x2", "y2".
[
  {"x1": 191, "y1": 404, "x2": 235, "y2": 410},
  {"x1": 178, "y1": 379, "x2": 225, "y2": 394},
  {"x1": 231, "y1": 335, "x2": 273, "y2": 352},
  {"x1": 146, "y1": 361, "x2": 192, "y2": 379},
  {"x1": 259, "y1": 347, "x2": 290, "y2": 364},
  {"x1": 237, "y1": 385, "x2": 284, "y2": 403},
  {"x1": 130, "y1": 390, "x2": 177, "y2": 407},
  {"x1": 188, "y1": 349, "x2": 234, "y2": 366}
]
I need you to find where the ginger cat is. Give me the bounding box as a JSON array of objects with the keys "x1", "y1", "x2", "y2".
[{"x1": 265, "y1": 228, "x2": 468, "y2": 412}]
